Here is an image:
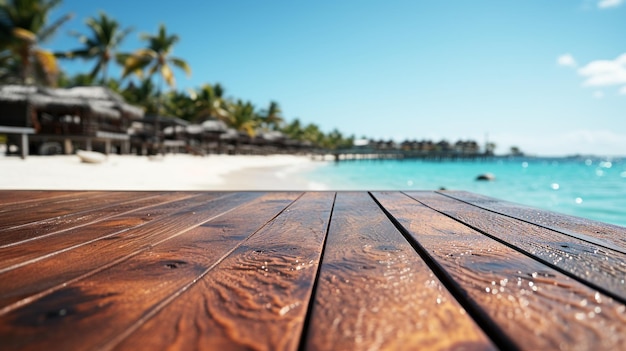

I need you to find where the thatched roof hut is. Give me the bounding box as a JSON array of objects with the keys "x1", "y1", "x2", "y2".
[{"x1": 0, "y1": 85, "x2": 144, "y2": 136}]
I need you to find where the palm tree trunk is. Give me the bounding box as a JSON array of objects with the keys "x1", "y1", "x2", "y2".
[
  {"x1": 19, "y1": 45, "x2": 31, "y2": 84},
  {"x1": 101, "y1": 60, "x2": 108, "y2": 85},
  {"x1": 155, "y1": 71, "x2": 163, "y2": 154}
]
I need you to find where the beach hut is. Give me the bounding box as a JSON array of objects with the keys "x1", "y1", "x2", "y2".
[
  {"x1": 219, "y1": 128, "x2": 243, "y2": 155},
  {"x1": 199, "y1": 119, "x2": 228, "y2": 154},
  {"x1": 178, "y1": 119, "x2": 229, "y2": 155},
  {"x1": 128, "y1": 114, "x2": 198, "y2": 155},
  {"x1": 0, "y1": 85, "x2": 144, "y2": 156}
]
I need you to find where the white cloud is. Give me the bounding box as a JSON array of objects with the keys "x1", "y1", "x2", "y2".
[
  {"x1": 593, "y1": 91, "x2": 605, "y2": 99},
  {"x1": 598, "y1": 0, "x2": 623, "y2": 8},
  {"x1": 557, "y1": 54, "x2": 577, "y2": 67},
  {"x1": 577, "y1": 53, "x2": 626, "y2": 87}
]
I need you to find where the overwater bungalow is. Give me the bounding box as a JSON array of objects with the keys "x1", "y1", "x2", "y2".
[
  {"x1": 331, "y1": 137, "x2": 490, "y2": 162},
  {"x1": 0, "y1": 85, "x2": 143, "y2": 156}
]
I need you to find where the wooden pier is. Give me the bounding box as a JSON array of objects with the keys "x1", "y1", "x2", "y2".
[
  {"x1": 330, "y1": 149, "x2": 493, "y2": 162},
  {"x1": 0, "y1": 190, "x2": 624, "y2": 350}
]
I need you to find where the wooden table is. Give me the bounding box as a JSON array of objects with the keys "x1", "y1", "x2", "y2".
[{"x1": 0, "y1": 190, "x2": 625, "y2": 350}]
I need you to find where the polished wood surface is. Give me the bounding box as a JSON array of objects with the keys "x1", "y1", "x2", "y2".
[{"x1": 0, "y1": 190, "x2": 624, "y2": 351}]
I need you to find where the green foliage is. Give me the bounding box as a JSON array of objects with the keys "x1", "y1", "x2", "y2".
[
  {"x1": 260, "y1": 101, "x2": 284, "y2": 131},
  {"x1": 0, "y1": 0, "x2": 72, "y2": 85},
  {"x1": 163, "y1": 89, "x2": 196, "y2": 121},
  {"x1": 226, "y1": 100, "x2": 259, "y2": 137},
  {"x1": 121, "y1": 78, "x2": 159, "y2": 114},
  {"x1": 192, "y1": 83, "x2": 228, "y2": 122},
  {"x1": 56, "y1": 71, "x2": 95, "y2": 87},
  {"x1": 6, "y1": 3, "x2": 356, "y2": 151},
  {"x1": 56, "y1": 11, "x2": 132, "y2": 84},
  {"x1": 510, "y1": 146, "x2": 523, "y2": 156},
  {"x1": 122, "y1": 23, "x2": 190, "y2": 91},
  {"x1": 281, "y1": 120, "x2": 353, "y2": 149}
]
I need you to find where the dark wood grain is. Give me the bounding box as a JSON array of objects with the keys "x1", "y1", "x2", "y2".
[
  {"x1": 0, "y1": 190, "x2": 83, "y2": 206},
  {"x1": 0, "y1": 190, "x2": 624, "y2": 351},
  {"x1": 372, "y1": 191, "x2": 626, "y2": 351},
  {"x1": 0, "y1": 192, "x2": 250, "y2": 311},
  {"x1": 442, "y1": 190, "x2": 626, "y2": 253},
  {"x1": 110, "y1": 192, "x2": 335, "y2": 351},
  {"x1": 0, "y1": 191, "x2": 107, "y2": 215},
  {"x1": 0, "y1": 192, "x2": 194, "y2": 249},
  {"x1": 408, "y1": 191, "x2": 626, "y2": 303},
  {"x1": 0, "y1": 192, "x2": 301, "y2": 351},
  {"x1": 0, "y1": 192, "x2": 198, "y2": 271},
  {"x1": 304, "y1": 192, "x2": 496, "y2": 351},
  {"x1": 0, "y1": 191, "x2": 148, "y2": 232}
]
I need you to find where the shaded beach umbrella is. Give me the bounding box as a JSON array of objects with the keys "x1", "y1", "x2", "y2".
[
  {"x1": 201, "y1": 119, "x2": 228, "y2": 133},
  {"x1": 219, "y1": 128, "x2": 239, "y2": 140}
]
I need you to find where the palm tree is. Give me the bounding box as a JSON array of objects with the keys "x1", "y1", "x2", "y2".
[
  {"x1": 226, "y1": 100, "x2": 259, "y2": 137},
  {"x1": 122, "y1": 24, "x2": 190, "y2": 93},
  {"x1": 57, "y1": 12, "x2": 132, "y2": 84},
  {"x1": 121, "y1": 78, "x2": 159, "y2": 114},
  {"x1": 302, "y1": 123, "x2": 324, "y2": 146},
  {"x1": 0, "y1": 0, "x2": 72, "y2": 85},
  {"x1": 193, "y1": 83, "x2": 229, "y2": 122},
  {"x1": 57, "y1": 71, "x2": 95, "y2": 87},
  {"x1": 260, "y1": 101, "x2": 284, "y2": 131},
  {"x1": 326, "y1": 129, "x2": 353, "y2": 150},
  {"x1": 164, "y1": 89, "x2": 196, "y2": 121},
  {"x1": 122, "y1": 24, "x2": 190, "y2": 146},
  {"x1": 510, "y1": 146, "x2": 523, "y2": 156},
  {"x1": 282, "y1": 118, "x2": 305, "y2": 141}
]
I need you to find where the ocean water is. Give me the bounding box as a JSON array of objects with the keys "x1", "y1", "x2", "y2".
[{"x1": 306, "y1": 157, "x2": 626, "y2": 227}]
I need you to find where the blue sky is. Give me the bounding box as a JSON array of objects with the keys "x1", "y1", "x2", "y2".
[{"x1": 47, "y1": 0, "x2": 626, "y2": 156}]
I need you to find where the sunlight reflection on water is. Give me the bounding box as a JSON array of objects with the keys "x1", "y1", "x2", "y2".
[{"x1": 308, "y1": 157, "x2": 626, "y2": 227}]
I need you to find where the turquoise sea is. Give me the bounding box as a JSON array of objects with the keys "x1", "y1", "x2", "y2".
[{"x1": 306, "y1": 157, "x2": 626, "y2": 228}]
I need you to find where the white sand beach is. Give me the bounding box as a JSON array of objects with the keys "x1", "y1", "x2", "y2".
[{"x1": 0, "y1": 154, "x2": 329, "y2": 190}]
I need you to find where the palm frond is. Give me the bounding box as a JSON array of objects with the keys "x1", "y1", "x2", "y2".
[
  {"x1": 169, "y1": 57, "x2": 190, "y2": 76},
  {"x1": 12, "y1": 27, "x2": 35, "y2": 42},
  {"x1": 39, "y1": 12, "x2": 73, "y2": 43},
  {"x1": 88, "y1": 57, "x2": 102, "y2": 79},
  {"x1": 122, "y1": 51, "x2": 152, "y2": 78},
  {"x1": 160, "y1": 63, "x2": 174, "y2": 87},
  {"x1": 33, "y1": 48, "x2": 58, "y2": 84}
]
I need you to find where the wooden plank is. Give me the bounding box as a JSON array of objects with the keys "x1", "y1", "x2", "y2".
[
  {"x1": 0, "y1": 192, "x2": 302, "y2": 351},
  {"x1": 409, "y1": 191, "x2": 626, "y2": 303},
  {"x1": 0, "y1": 191, "x2": 85, "y2": 206},
  {"x1": 372, "y1": 191, "x2": 626, "y2": 351},
  {"x1": 0, "y1": 192, "x2": 250, "y2": 311},
  {"x1": 0, "y1": 191, "x2": 107, "y2": 215},
  {"x1": 109, "y1": 192, "x2": 335, "y2": 351},
  {"x1": 304, "y1": 192, "x2": 496, "y2": 351},
  {"x1": 0, "y1": 191, "x2": 147, "y2": 231},
  {"x1": 442, "y1": 190, "x2": 626, "y2": 253},
  {"x1": 0, "y1": 191, "x2": 192, "y2": 248},
  {"x1": 0, "y1": 192, "x2": 197, "y2": 270}
]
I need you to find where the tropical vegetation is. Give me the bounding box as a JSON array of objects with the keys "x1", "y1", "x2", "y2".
[
  {"x1": 56, "y1": 11, "x2": 132, "y2": 84},
  {"x1": 0, "y1": 0, "x2": 72, "y2": 85},
  {"x1": 0, "y1": 0, "x2": 502, "y2": 154},
  {"x1": 0, "y1": 0, "x2": 356, "y2": 150}
]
